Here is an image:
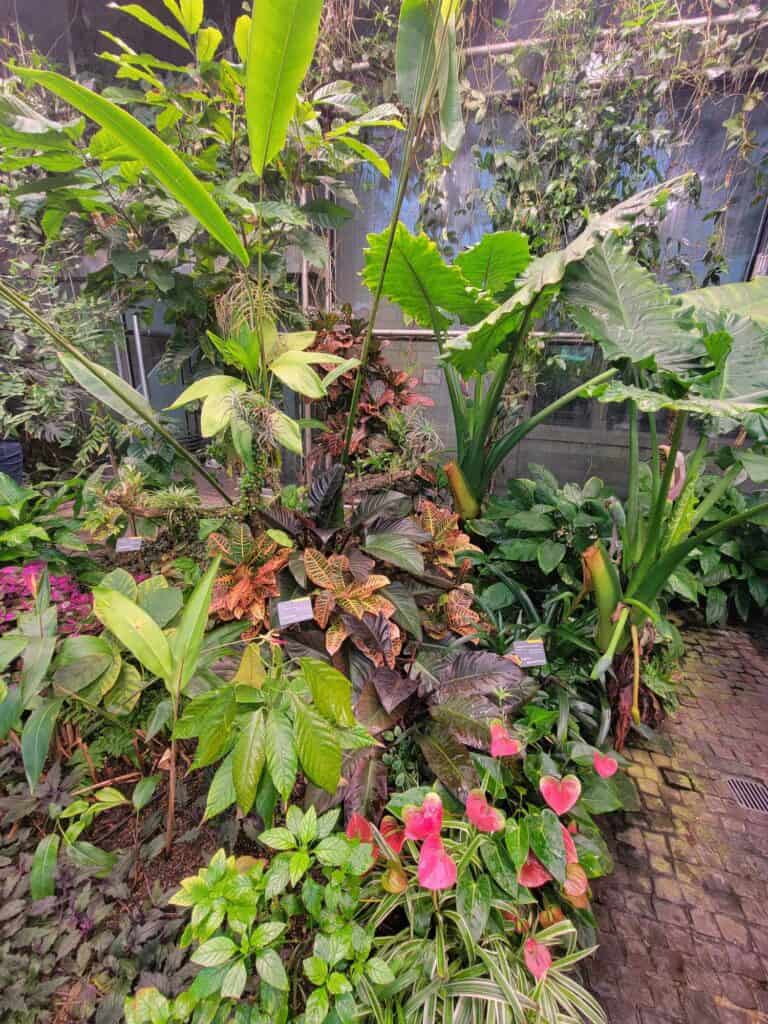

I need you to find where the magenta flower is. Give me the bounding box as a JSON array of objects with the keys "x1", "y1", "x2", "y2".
[
  {"x1": 417, "y1": 835, "x2": 457, "y2": 890},
  {"x1": 539, "y1": 774, "x2": 581, "y2": 816},
  {"x1": 524, "y1": 937, "x2": 552, "y2": 981},
  {"x1": 466, "y1": 790, "x2": 505, "y2": 833},
  {"x1": 592, "y1": 751, "x2": 618, "y2": 778},
  {"x1": 403, "y1": 792, "x2": 443, "y2": 840},
  {"x1": 490, "y1": 720, "x2": 522, "y2": 758}
]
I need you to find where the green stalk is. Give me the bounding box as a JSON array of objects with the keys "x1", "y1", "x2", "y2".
[
  {"x1": 635, "y1": 500, "x2": 768, "y2": 608},
  {"x1": 648, "y1": 410, "x2": 660, "y2": 506},
  {"x1": 658, "y1": 431, "x2": 708, "y2": 551},
  {"x1": 340, "y1": 1, "x2": 457, "y2": 465},
  {"x1": 624, "y1": 400, "x2": 639, "y2": 569},
  {"x1": 688, "y1": 463, "x2": 741, "y2": 530},
  {"x1": 0, "y1": 280, "x2": 232, "y2": 504},
  {"x1": 626, "y1": 412, "x2": 687, "y2": 598},
  {"x1": 482, "y1": 368, "x2": 619, "y2": 489},
  {"x1": 591, "y1": 606, "x2": 630, "y2": 679}
]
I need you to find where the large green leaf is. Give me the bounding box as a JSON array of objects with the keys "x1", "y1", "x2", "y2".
[
  {"x1": 301, "y1": 659, "x2": 355, "y2": 727},
  {"x1": 93, "y1": 587, "x2": 173, "y2": 682},
  {"x1": 59, "y1": 352, "x2": 156, "y2": 425},
  {"x1": 20, "y1": 69, "x2": 248, "y2": 266},
  {"x1": 232, "y1": 709, "x2": 265, "y2": 815},
  {"x1": 455, "y1": 231, "x2": 531, "y2": 298},
  {"x1": 110, "y1": 4, "x2": 191, "y2": 50},
  {"x1": 562, "y1": 235, "x2": 703, "y2": 372},
  {"x1": 246, "y1": 0, "x2": 323, "y2": 177},
  {"x1": 363, "y1": 531, "x2": 425, "y2": 575},
  {"x1": 362, "y1": 222, "x2": 491, "y2": 331},
  {"x1": 169, "y1": 558, "x2": 220, "y2": 696},
  {"x1": 22, "y1": 698, "x2": 62, "y2": 794},
  {"x1": 266, "y1": 708, "x2": 298, "y2": 801},
  {"x1": 294, "y1": 701, "x2": 342, "y2": 794},
  {"x1": 437, "y1": 4, "x2": 464, "y2": 163},
  {"x1": 30, "y1": 834, "x2": 60, "y2": 899},
  {"x1": 444, "y1": 174, "x2": 694, "y2": 375},
  {"x1": 680, "y1": 277, "x2": 768, "y2": 326},
  {"x1": 396, "y1": 0, "x2": 439, "y2": 112}
]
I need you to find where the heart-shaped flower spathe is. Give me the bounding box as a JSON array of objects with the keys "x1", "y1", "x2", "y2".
[
  {"x1": 417, "y1": 835, "x2": 457, "y2": 890},
  {"x1": 517, "y1": 852, "x2": 553, "y2": 888},
  {"x1": 524, "y1": 937, "x2": 552, "y2": 981},
  {"x1": 561, "y1": 824, "x2": 578, "y2": 865},
  {"x1": 403, "y1": 792, "x2": 443, "y2": 840},
  {"x1": 593, "y1": 751, "x2": 618, "y2": 779},
  {"x1": 539, "y1": 774, "x2": 581, "y2": 816},
  {"x1": 466, "y1": 790, "x2": 505, "y2": 833},
  {"x1": 490, "y1": 720, "x2": 522, "y2": 758},
  {"x1": 380, "y1": 814, "x2": 406, "y2": 855}
]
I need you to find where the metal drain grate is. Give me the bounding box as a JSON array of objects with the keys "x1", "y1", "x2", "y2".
[{"x1": 728, "y1": 776, "x2": 768, "y2": 814}]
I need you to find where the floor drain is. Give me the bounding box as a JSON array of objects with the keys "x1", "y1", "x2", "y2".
[{"x1": 728, "y1": 776, "x2": 768, "y2": 814}]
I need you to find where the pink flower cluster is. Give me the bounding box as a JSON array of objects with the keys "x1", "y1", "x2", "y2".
[{"x1": 0, "y1": 564, "x2": 97, "y2": 637}]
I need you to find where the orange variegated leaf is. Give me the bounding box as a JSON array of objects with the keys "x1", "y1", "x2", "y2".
[
  {"x1": 325, "y1": 618, "x2": 348, "y2": 655},
  {"x1": 313, "y1": 591, "x2": 336, "y2": 629}
]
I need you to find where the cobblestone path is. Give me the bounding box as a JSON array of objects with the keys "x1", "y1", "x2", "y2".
[{"x1": 585, "y1": 628, "x2": 768, "y2": 1023}]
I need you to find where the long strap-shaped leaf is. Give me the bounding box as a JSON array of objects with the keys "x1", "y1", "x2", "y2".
[
  {"x1": 19, "y1": 69, "x2": 249, "y2": 267},
  {"x1": 246, "y1": 0, "x2": 324, "y2": 177},
  {"x1": 0, "y1": 280, "x2": 232, "y2": 504}
]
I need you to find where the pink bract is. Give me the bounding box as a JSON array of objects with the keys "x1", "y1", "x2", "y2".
[
  {"x1": 403, "y1": 792, "x2": 443, "y2": 840},
  {"x1": 417, "y1": 835, "x2": 457, "y2": 891},
  {"x1": 593, "y1": 751, "x2": 619, "y2": 778},
  {"x1": 524, "y1": 937, "x2": 552, "y2": 981},
  {"x1": 518, "y1": 852, "x2": 553, "y2": 888},
  {"x1": 466, "y1": 789, "x2": 505, "y2": 833},
  {"x1": 539, "y1": 774, "x2": 581, "y2": 816},
  {"x1": 490, "y1": 720, "x2": 522, "y2": 758},
  {"x1": 561, "y1": 825, "x2": 578, "y2": 865}
]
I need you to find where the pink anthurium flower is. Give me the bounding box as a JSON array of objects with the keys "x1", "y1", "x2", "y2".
[
  {"x1": 561, "y1": 825, "x2": 578, "y2": 865},
  {"x1": 593, "y1": 751, "x2": 618, "y2": 779},
  {"x1": 490, "y1": 720, "x2": 522, "y2": 758},
  {"x1": 417, "y1": 835, "x2": 457, "y2": 890},
  {"x1": 466, "y1": 790, "x2": 505, "y2": 833},
  {"x1": 403, "y1": 792, "x2": 443, "y2": 840},
  {"x1": 518, "y1": 852, "x2": 553, "y2": 888},
  {"x1": 539, "y1": 774, "x2": 581, "y2": 816},
  {"x1": 380, "y1": 815, "x2": 406, "y2": 855},
  {"x1": 524, "y1": 937, "x2": 552, "y2": 981}
]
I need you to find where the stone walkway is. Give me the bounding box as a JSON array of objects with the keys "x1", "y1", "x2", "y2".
[{"x1": 585, "y1": 628, "x2": 768, "y2": 1024}]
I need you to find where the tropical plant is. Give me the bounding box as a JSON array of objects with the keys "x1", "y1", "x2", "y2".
[
  {"x1": 353, "y1": 790, "x2": 608, "y2": 1023},
  {"x1": 554, "y1": 243, "x2": 768, "y2": 741},
  {"x1": 173, "y1": 642, "x2": 372, "y2": 829},
  {"x1": 125, "y1": 812, "x2": 388, "y2": 1024},
  {"x1": 0, "y1": 472, "x2": 92, "y2": 575},
  {"x1": 362, "y1": 177, "x2": 699, "y2": 518}
]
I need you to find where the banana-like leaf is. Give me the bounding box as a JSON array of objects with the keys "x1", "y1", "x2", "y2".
[
  {"x1": 109, "y1": 4, "x2": 191, "y2": 51},
  {"x1": 437, "y1": 3, "x2": 464, "y2": 163},
  {"x1": 444, "y1": 174, "x2": 695, "y2": 375},
  {"x1": 363, "y1": 222, "x2": 492, "y2": 331},
  {"x1": 562, "y1": 235, "x2": 703, "y2": 372},
  {"x1": 169, "y1": 558, "x2": 220, "y2": 696},
  {"x1": 246, "y1": 0, "x2": 323, "y2": 177},
  {"x1": 454, "y1": 231, "x2": 531, "y2": 298},
  {"x1": 680, "y1": 277, "x2": 768, "y2": 326},
  {"x1": 19, "y1": 69, "x2": 248, "y2": 266}
]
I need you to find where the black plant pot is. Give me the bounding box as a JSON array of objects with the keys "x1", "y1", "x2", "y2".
[{"x1": 0, "y1": 440, "x2": 23, "y2": 483}]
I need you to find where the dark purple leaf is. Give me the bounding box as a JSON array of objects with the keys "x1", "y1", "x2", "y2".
[{"x1": 370, "y1": 667, "x2": 419, "y2": 714}]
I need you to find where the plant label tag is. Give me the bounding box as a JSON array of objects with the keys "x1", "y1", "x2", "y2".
[
  {"x1": 277, "y1": 597, "x2": 314, "y2": 628},
  {"x1": 512, "y1": 639, "x2": 547, "y2": 667},
  {"x1": 115, "y1": 535, "x2": 143, "y2": 553}
]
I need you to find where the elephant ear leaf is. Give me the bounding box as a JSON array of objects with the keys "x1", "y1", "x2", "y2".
[
  {"x1": 562, "y1": 234, "x2": 703, "y2": 373},
  {"x1": 444, "y1": 173, "x2": 695, "y2": 376},
  {"x1": 18, "y1": 68, "x2": 248, "y2": 267},
  {"x1": 679, "y1": 277, "x2": 768, "y2": 327},
  {"x1": 246, "y1": 0, "x2": 324, "y2": 177},
  {"x1": 455, "y1": 231, "x2": 531, "y2": 299}
]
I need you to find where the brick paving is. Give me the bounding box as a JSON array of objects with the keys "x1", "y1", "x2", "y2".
[{"x1": 585, "y1": 628, "x2": 768, "y2": 1023}]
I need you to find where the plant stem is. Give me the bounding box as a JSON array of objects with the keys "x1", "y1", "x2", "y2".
[
  {"x1": 625, "y1": 400, "x2": 639, "y2": 568},
  {"x1": 165, "y1": 695, "x2": 178, "y2": 856}
]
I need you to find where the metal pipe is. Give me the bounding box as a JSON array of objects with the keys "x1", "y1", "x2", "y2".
[
  {"x1": 130, "y1": 313, "x2": 150, "y2": 402},
  {"x1": 348, "y1": 6, "x2": 762, "y2": 69},
  {"x1": 745, "y1": 192, "x2": 768, "y2": 281}
]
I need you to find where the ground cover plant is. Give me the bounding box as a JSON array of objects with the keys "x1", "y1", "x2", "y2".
[{"x1": 1, "y1": 1, "x2": 768, "y2": 1023}]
